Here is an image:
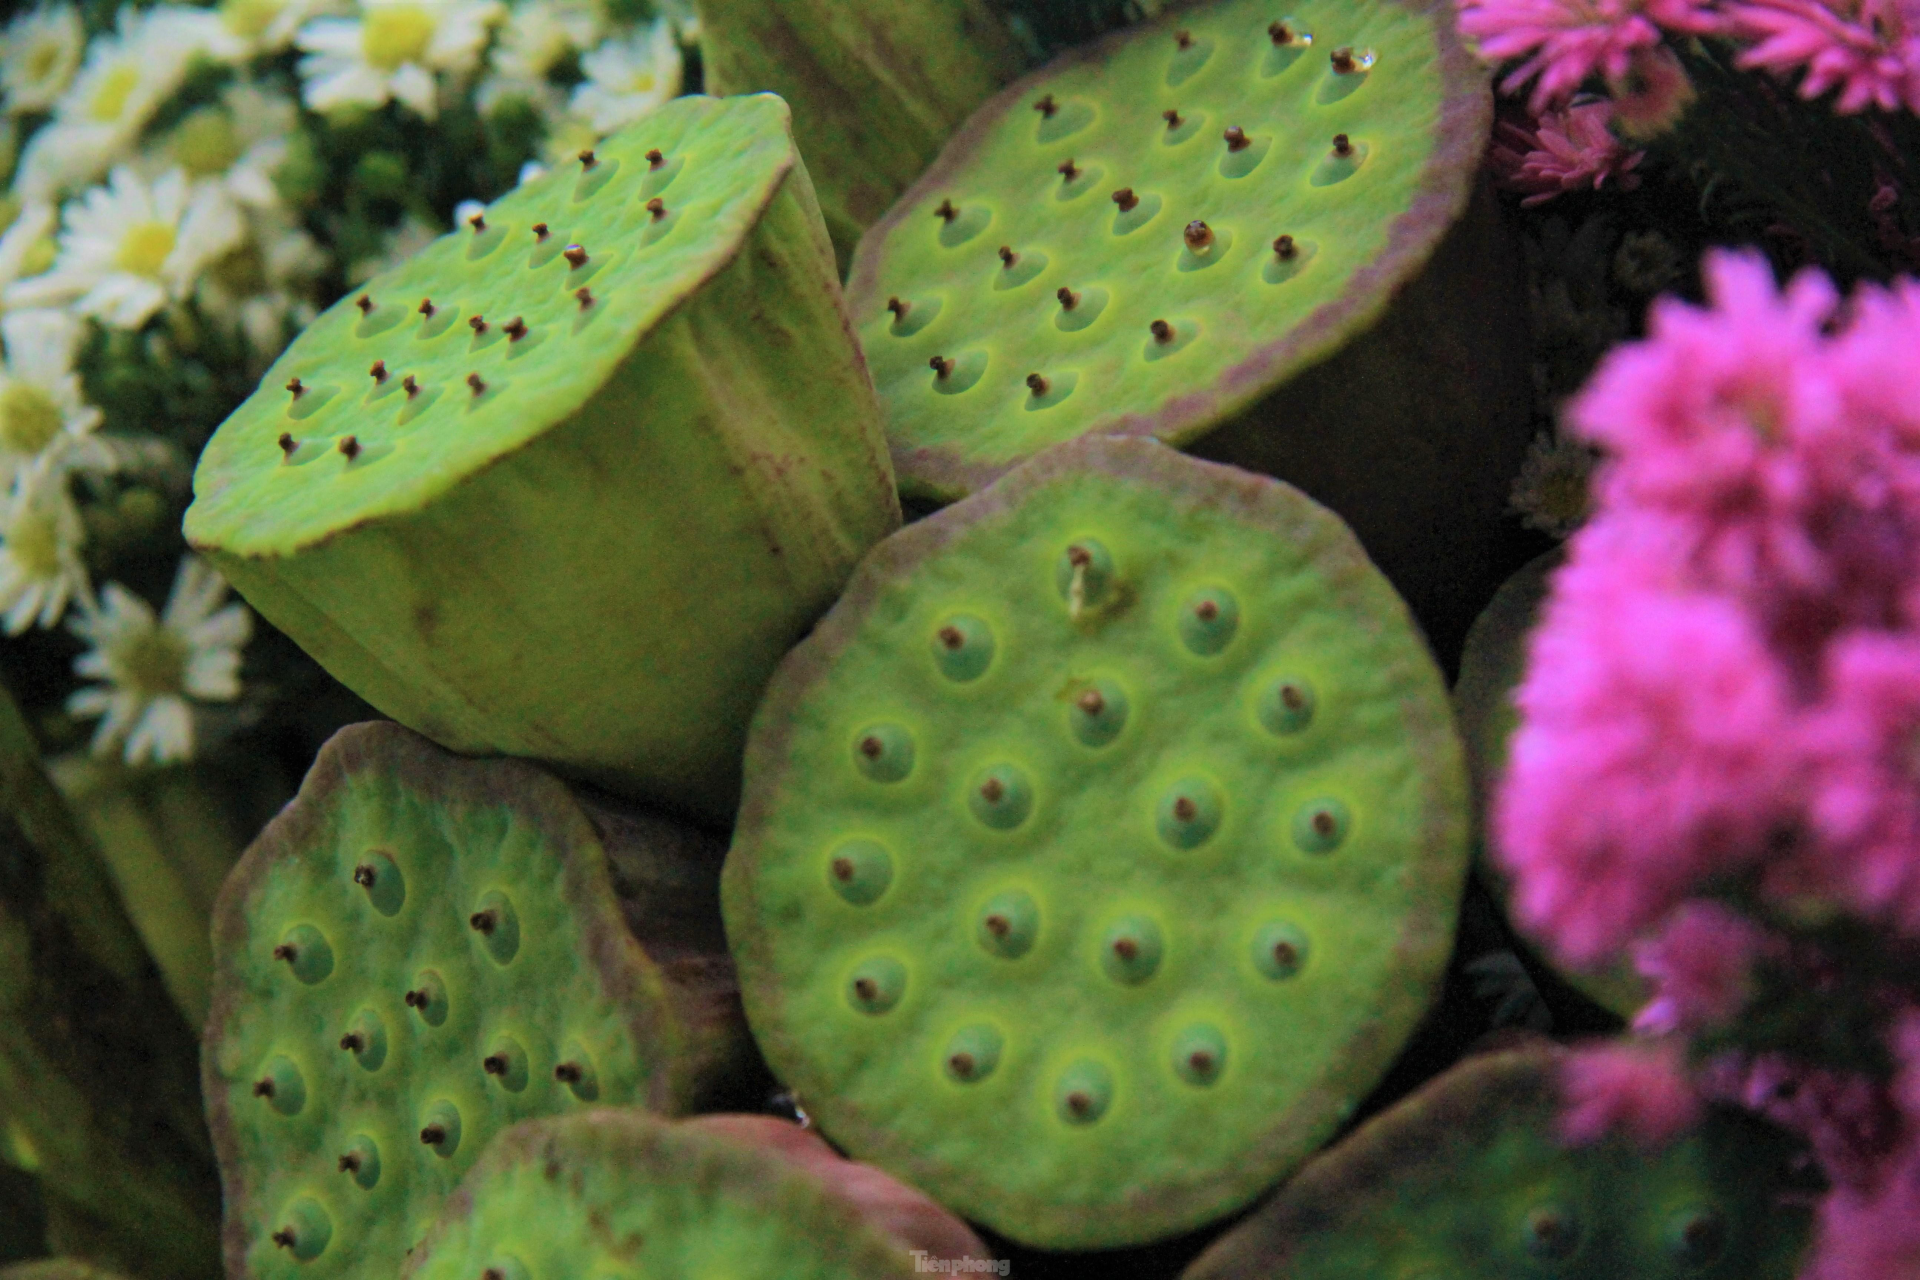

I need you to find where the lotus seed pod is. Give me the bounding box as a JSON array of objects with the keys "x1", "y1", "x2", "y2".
[
  {"x1": 184, "y1": 94, "x2": 900, "y2": 824},
  {"x1": 203, "y1": 722, "x2": 756, "y2": 1280},
  {"x1": 1455, "y1": 552, "x2": 1645, "y2": 1018},
  {"x1": 695, "y1": 0, "x2": 1023, "y2": 271},
  {"x1": 402, "y1": 1110, "x2": 991, "y2": 1280},
  {"x1": 848, "y1": 0, "x2": 1533, "y2": 665},
  {"x1": 1182, "y1": 1044, "x2": 1813, "y2": 1280},
  {"x1": 723, "y1": 436, "x2": 1468, "y2": 1248}
]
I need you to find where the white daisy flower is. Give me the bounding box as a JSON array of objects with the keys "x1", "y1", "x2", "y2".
[
  {"x1": 0, "y1": 465, "x2": 89, "y2": 634},
  {"x1": 295, "y1": 0, "x2": 506, "y2": 121},
  {"x1": 0, "y1": 198, "x2": 57, "y2": 300},
  {"x1": 168, "y1": 82, "x2": 300, "y2": 211},
  {"x1": 212, "y1": 0, "x2": 348, "y2": 60},
  {"x1": 12, "y1": 6, "x2": 220, "y2": 200},
  {"x1": 345, "y1": 213, "x2": 436, "y2": 284},
  {"x1": 197, "y1": 205, "x2": 327, "y2": 362},
  {"x1": 2, "y1": 6, "x2": 85, "y2": 116},
  {"x1": 67, "y1": 555, "x2": 251, "y2": 768},
  {"x1": 570, "y1": 17, "x2": 680, "y2": 135},
  {"x1": 537, "y1": 108, "x2": 599, "y2": 166},
  {"x1": 0, "y1": 308, "x2": 106, "y2": 487},
  {"x1": 7, "y1": 166, "x2": 245, "y2": 329},
  {"x1": 490, "y1": 0, "x2": 598, "y2": 82}
]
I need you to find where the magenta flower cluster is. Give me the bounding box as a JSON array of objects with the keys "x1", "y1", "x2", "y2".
[{"x1": 1495, "y1": 250, "x2": 1920, "y2": 1277}]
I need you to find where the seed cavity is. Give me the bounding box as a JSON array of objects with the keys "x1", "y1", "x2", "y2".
[
  {"x1": 977, "y1": 889, "x2": 1039, "y2": 958},
  {"x1": 1058, "y1": 158, "x2": 1079, "y2": 181},
  {"x1": 847, "y1": 956, "x2": 907, "y2": 1014},
  {"x1": 469, "y1": 889, "x2": 520, "y2": 963},
  {"x1": 1055, "y1": 538, "x2": 1115, "y2": 620},
  {"x1": 1150, "y1": 319, "x2": 1175, "y2": 345},
  {"x1": 1100, "y1": 915, "x2": 1164, "y2": 983},
  {"x1": 404, "y1": 970, "x2": 449, "y2": 1026},
  {"x1": 1055, "y1": 1060, "x2": 1113, "y2": 1125},
  {"x1": 1179, "y1": 586, "x2": 1240, "y2": 654},
  {"x1": 1525, "y1": 1206, "x2": 1580, "y2": 1260},
  {"x1": 945, "y1": 1025, "x2": 1003, "y2": 1083},
  {"x1": 825, "y1": 839, "x2": 894, "y2": 905},
  {"x1": 1254, "y1": 921, "x2": 1310, "y2": 979},
  {"x1": 851, "y1": 722, "x2": 915, "y2": 783},
  {"x1": 968, "y1": 764, "x2": 1033, "y2": 829},
  {"x1": 274, "y1": 924, "x2": 334, "y2": 984},
  {"x1": 1293, "y1": 798, "x2": 1351, "y2": 854},
  {"x1": 931, "y1": 613, "x2": 994, "y2": 681},
  {"x1": 998, "y1": 245, "x2": 1018, "y2": 269},
  {"x1": 253, "y1": 1056, "x2": 306, "y2": 1116},
  {"x1": 1259, "y1": 677, "x2": 1317, "y2": 735}
]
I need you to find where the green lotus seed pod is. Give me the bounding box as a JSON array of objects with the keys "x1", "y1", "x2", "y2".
[
  {"x1": 401, "y1": 1111, "x2": 992, "y2": 1280},
  {"x1": 1455, "y1": 550, "x2": 1646, "y2": 1018},
  {"x1": 696, "y1": 0, "x2": 1024, "y2": 270},
  {"x1": 184, "y1": 94, "x2": 900, "y2": 825},
  {"x1": 849, "y1": 0, "x2": 1535, "y2": 666},
  {"x1": 1182, "y1": 1044, "x2": 1814, "y2": 1280},
  {"x1": 724, "y1": 436, "x2": 1468, "y2": 1248},
  {"x1": 205, "y1": 722, "x2": 755, "y2": 1280}
]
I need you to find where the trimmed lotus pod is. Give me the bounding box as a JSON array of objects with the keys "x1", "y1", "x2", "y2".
[
  {"x1": 723, "y1": 435, "x2": 1469, "y2": 1248},
  {"x1": 184, "y1": 94, "x2": 900, "y2": 824},
  {"x1": 403, "y1": 1110, "x2": 990, "y2": 1280},
  {"x1": 203, "y1": 722, "x2": 755, "y2": 1280},
  {"x1": 848, "y1": 0, "x2": 1531, "y2": 664},
  {"x1": 1182, "y1": 1043, "x2": 1813, "y2": 1280},
  {"x1": 1455, "y1": 552, "x2": 1646, "y2": 1018},
  {"x1": 696, "y1": 0, "x2": 1023, "y2": 272}
]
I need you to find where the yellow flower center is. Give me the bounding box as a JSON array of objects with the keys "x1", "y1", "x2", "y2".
[
  {"x1": 207, "y1": 243, "x2": 267, "y2": 296},
  {"x1": 116, "y1": 221, "x2": 177, "y2": 278},
  {"x1": 362, "y1": 6, "x2": 438, "y2": 72},
  {"x1": 119, "y1": 627, "x2": 188, "y2": 698},
  {"x1": 173, "y1": 107, "x2": 242, "y2": 177},
  {"x1": 20, "y1": 235, "x2": 55, "y2": 280},
  {"x1": 0, "y1": 384, "x2": 62, "y2": 457},
  {"x1": 86, "y1": 63, "x2": 141, "y2": 124},
  {"x1": 25, "y1": 37, "x2": 67, "y2": 84},
  {"x1": 6, "y1": 508, "x2": 60, "y2": 578},
  {"x1": 220, "y1": 0, "x2": 284, "y2": 40}
]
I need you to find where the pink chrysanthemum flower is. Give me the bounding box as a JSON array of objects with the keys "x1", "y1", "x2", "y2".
[
  {"x1": 1701, "y1": 1052, "x2": 1902, "y2": 1186},
  {"x1": 1496, "y1": 520, "x2": 1801, "y2": 964},
  {"x1": 1632, "y1": 900, "x2": 1774, "y2": 1034},
  {"x1": 1456, "y1": 0, "x2": 1717, "y2": 110},
  {"x1": 1723, "y1": 0, "x2": 1920, "y2": 114},
  {"x1": 1559, "y1": 1039, "x2": 1703, "y2": 1146},
  {"x1": 1807, "y1": 1155, "x2": 1920, "y2": 1280},
  {"x1": 1491, "y1": 99, "x2": 1646, "y2": 203}
]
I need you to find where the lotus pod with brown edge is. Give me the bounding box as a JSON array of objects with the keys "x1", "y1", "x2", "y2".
[
  {"x1": 203, "y1": 721, "x2": 757, "y2": 1280},
  {"x1": 184, "y1": 94, "x2": 900, "y2": 825},
  {"x1": 847, "y1": 0, "x2": 1532, "y2": 666},
  {"x1": 1182, "y1": 1042, "x2": 1813, "y2": 1280}
]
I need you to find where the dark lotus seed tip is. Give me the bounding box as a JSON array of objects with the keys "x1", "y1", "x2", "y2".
[
  {"x1": 858, "y1": 735, "x2": 883, "y2": 759},
  {"x1": 482, "y1": 1054, "x2": 508, "y2": 1076},
  {"x1": 1066, "y1": 1091, "x2": 1092, "y2": 1116},
  {"x1": 1026, "y1": 373, "x2": 1049, "y2": 397},
  {"x1": 645, "y1": 197, "x2": 665, "y2": 220},
  {"x1": 532, "y1": 222, "x2": 549, "y2": 240},
  {"x1": 340, "y1": 1032, "x2": 364, "y2": 1052},
  {"x1": 831, "y1": 856, "x2": 855, "y2": 881},
  {"x1": 1184, "y1": 220, "x2": 1214, "y2": 251},
  {"x1": 467, "y1": 373, "x2": 486, "y2": 395},
  {"x1": 575, "y1": 286, "x2": 594, "y2": 308},
  {"x1": 1269, "y1": 20, "x2": 1292, "y2": 42},
  {"x1": 420, "y1": 1125, "x2": 446, "y2": 1146},
  {"x1": 1274, "y1": 234, "x2": 1297, "y2": 259},
  {"x1": 505, "y1": 317, "x2": 527, "y2": 341},
  {"x1": 1173, "y1": 795, "x2": 1198, "y2": 821},
  {"x1": 937, "y1": 625, "x2": 963, "y2": 649},
  {"x1": 886, "y1": 296, "x2": 908, "y2": 319},
  {"x1": 285, "y1": 377, "x2": 303, "y2": 398},
  {"x1": 1057, "y1": 286, "x2": 1079, "y2": 310},
  {"x1": 949, "y1": 1052, "x2": 975, "y2": 1077},
  {"x1": 271, "y1": 1230, "x2": 296, "y2": 1249},
  {"x1": 1224, "y1": 126, "x2": 1250, "y2": 151},
  {"x1": 998, "y1": 245, "x2": 1017, "y2": 267},
  {"x1": 483, "y1": 1269, "x2": 504, "y2": 1280},
  {"x1": 930, "y1": 355, "x2": 954, "y2": 377},
  {"x1": 1282, "y1": 684, "x2": 1307, "y2": 710},
  {"x1": 1067, "y1": 544, "x2": 1092, "y2": 567},
  {"x1": 277, "y1": 432, "x2": 295, "y2": 456},
  {"x1": 252, "y1": 1078, "x2": 274, "y2": 1098},
  {"x1": 646, "y1": 148, "x2": 664, "y2": 167},
  {"x1": 1151, "y1": 318, "x2": 1174, "y2": 343},
  {"x1": 404, "y1": 990, "x2": 425, "y2": 1007},
  {"x1": 1189, "y1": 1050, "x2": 1214, "y2": 1073},
  {"x1": 1058, "y1": 158, "x2": 1078, "y2": 179},
  {"x1": 578, "y1": 149, "x2": 596, "y2": 169},
  {"x1": 1162, "y1": 107, "x2": 1183, "y2": 129},
  {"x1": 469, "y1": 315, "x2": 488, "y2": 334},
  {"x1": 853, "y1": 977, "x2": 878, "y2": 1000},
  {"x1": 981, "y1": 776, "x2": 1006, "y2": 803},
  {"x1": 1077, "y1": 688, "x2": 1104, "y2": 715},
  {"x1": 403, "y1": 375, "x2": 419, "y2": 397},
  {"x1": 1313, "y1": 810, "x2": 1336, "y2": 837},
  {"x1": 338, "y1": 1153, "x2": 360, "y2": 1172},
  {"x1": 1034, "y1": 93, "x2": 1057, "y2": 117},
  {"x1": 1112, "y1": 187, "x2": 1138, "y2": 212},
  {"x1": 1112, "y1": 937, "x2": 1139, "y2": 961},
  {"x1": 1333, "y1": 133, "x2": 1353, "y2": 156},
  {"x1": 352, "y1": 864, "x2": 375, "y2": 886},
  {"x1": 273, "y1": 944, "x2": 297, "y2": 963},
  {"x1": 355, "y1": 294, "x2": 373, "y2": 314},
  {"x1": 418, "y1": 298, "x2": 435, "y2": 317},
  {"x1": 563, "y1": 244, "x2": 588, "y2": 268},
  {"x1": 1196, "y1": 599, "x2": 1219, "y2": 621},
  {"x1": 339, "y1": 436, "x2": 360, "y2": 460},
  {"x1": 468, "y1": 212, "x2": 486, "y2": 232},
  {"x1": 370, "y1": 359, "x2": 388, "y2": 382},
  {"x1": 935, "y1": 198, "x2": 958, "y2": 222},
  {"x1": 470, "y1": 908, "x2": 498, "y2": 934},
  {"x1": 1175, "y1": 29, "x2": 1192, "y2": 48},
  {"x1": 1330, "y1": 46, "x2": 1356, "y2": 72},
  {"x1": 984, "y1": 914, "x2": 1010, "y2": 938},
  {"x1": 554, "y1": 1063, "x2": 583, "y2": 1083},
  {"x1": 1274, "y1": 940, "x2": 1298, "y2": 966}
]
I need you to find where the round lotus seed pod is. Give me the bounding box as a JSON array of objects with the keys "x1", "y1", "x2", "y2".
[
  {"x1": 1181, "y1": 1045, "x2": 1815, "y2": 1280},
  {"x1": 1454, "y1": 550, "x2": 1647, "y2": 1019},
  {"x1": 725, "y1": 436, "x2": 1468, "y2": 1247},
  {"x1": 184, "y1": 95, "x2": 900, "y2": 825},
  {"x1": 205, "y1": 722, "x2": 754, "y2": 1280},
  {"x1": 401, "y1": 1112, "x2": 992, "y2": 1280}
]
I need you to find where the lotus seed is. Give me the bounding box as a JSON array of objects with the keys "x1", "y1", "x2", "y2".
[{"x1": 1034, "y1": 94, "x2": 1057, "y2": 118}]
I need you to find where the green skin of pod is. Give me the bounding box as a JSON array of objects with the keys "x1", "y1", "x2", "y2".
[
  {"x1": 696, "y1": 0, "x2": 1024, "y2": 273},
  {"x1": 848, "y1": 0, "x2": 1533, "y2": 667},
  {"x1": 402, "y1": 1111, "x2": 989, "y2": 1280},
  {"x1": 0, "y1": 686, "x2": 221, "y2": 1280},
  {"x1": 724, "y1": 435, "x2": 1468, "y2": 1248},
  {"x1": 1181, "y1": 1044, "x2": 1814, "y2": 1280},
  {"x1": 184, "y1": 94, "x2": 900, "y2": 826},
  {"x1": 1454, "y1": 551, "x2": 1647, "y2": 1018},
  {"x1": 203, "y1": 722, "x2": 754, "y2": 1280}
]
